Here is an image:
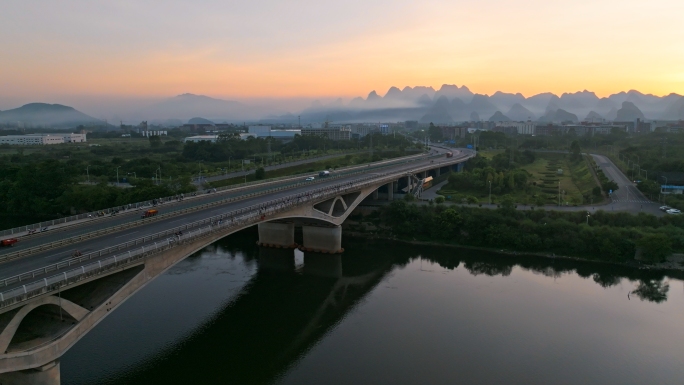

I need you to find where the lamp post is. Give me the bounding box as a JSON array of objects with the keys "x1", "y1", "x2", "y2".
[
  {"x1": 488, "y1": 180, "x2": 492, "y2": 205},
  {"x1": 85, "y1": 166, "x2": 90, "y2": 183},
  {"x1": 586, "y1": 212, "x2": 590, "y2": 225},
  {"x1": 198, "y1": 160, "x2": 203, "y2": 182},
  {"x1": 115, "y1": 166, "x2": 121, "y2": 185}
]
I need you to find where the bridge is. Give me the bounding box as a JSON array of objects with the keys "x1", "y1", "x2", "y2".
[{"x1": 0, "y1": 147, "x2": 474, "y2": 384}]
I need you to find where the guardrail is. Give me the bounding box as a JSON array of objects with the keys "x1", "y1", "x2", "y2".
[
  {"x1": 0, "y1": 150, "x2": 475, "y2": 293},
  {"x1": 0, "y1": 165, "x2": 438, "y2": 308},
  {"x1": 0, "y1": 151, "x2": 455, "y2": 263},
  {"x1": 0, "y1": 151, "x2": 432, "y2": 238}
]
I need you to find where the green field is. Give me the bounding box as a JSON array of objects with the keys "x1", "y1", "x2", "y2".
[{"x1": 438, "y1": 152, "x2": 603, "y2": 206}]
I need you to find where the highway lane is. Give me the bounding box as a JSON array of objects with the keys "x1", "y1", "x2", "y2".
[
  {"x1": 0, "y1": 148, "x2": 472, "y2": 280},
  {"x1": 0, "y1": 151, "x2": 432, "y2": 257},
  {"x1": 195, "y1": 151, "x2": 369, "y2": 184},
  {"x1": 591, "y1": 154, "x2": 662, "y2": 216}
]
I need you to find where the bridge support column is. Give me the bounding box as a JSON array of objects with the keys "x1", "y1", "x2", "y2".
[
  {"x1": 386, "y1": 182, "x2": 394, "y2": 201},
  {"x1": 257, "y1": 222, "x2": 296, "y2": 248},
  {"x1": 435, "y1": 168, "x2": 441, "y2": 177},
  {"x1": 372, "y1": 189, "x2": 378, "y2": 200},
  {"x1": 0, "y1": 360, "x2": 60, "y2": 385},
  {"x1": 301, "y1": 225, "x2": 343, "y2": 254}
]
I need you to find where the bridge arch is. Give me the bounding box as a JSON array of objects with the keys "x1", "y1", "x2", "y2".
[{"x1": 0, "y1": 296, "x2": 89, "y2": 353}]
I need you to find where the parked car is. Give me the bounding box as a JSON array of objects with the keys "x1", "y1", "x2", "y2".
[
  {"x1": 666, "y1": 209, "x2": 681, "y2": 215},
  {"x1": 305, "y1": 176, "x2": 315, "y2": 181},
  {"x1": 660, "y1": 205, "x2": 672, "y2": 211}
]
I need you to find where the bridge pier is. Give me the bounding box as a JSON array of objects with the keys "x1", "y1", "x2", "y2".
[
  {"x1": 301, "y1": 225, "x2": 342, "y2": 254},
  {"x1": 372, "y1": 189, "x2": 378, "y2": 200},
  {"x1": 386, "y1": 182, "x2": 394, "y2": 201},
  {"x1": 257, "y1": 222, "x2": 296, "y2": 248},
  {"x1": 0, "y1": 360, "x2": 60, "y2": 385},
  {"x1": 435, "y1": 168, "x2": 441, "y2": 177}
]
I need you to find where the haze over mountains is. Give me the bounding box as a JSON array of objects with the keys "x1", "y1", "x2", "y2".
[{"x1": 3, "y1": 85, "x2": 684, "y2": 128}]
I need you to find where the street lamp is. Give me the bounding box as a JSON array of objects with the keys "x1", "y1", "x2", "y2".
[
  {"x1": 488, "y1": 180, "x2": 492, "y2": 205},
  {"x1": 198, "y1": 160, "x2": 203, "y2": 182},
  {"x1": 115, "y1": 166, "x2": 121, "y2": 185},
  {"x1": 85, "y1": 165, "x2": 90, "y2": 183},
  {"x1": 586, "y1": 212, "x2": 590, "y2": 225}
]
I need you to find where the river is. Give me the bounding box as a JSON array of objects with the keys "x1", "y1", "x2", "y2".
[{"x1": 61, "y1": 230, "x2": 684, "y2": 385}]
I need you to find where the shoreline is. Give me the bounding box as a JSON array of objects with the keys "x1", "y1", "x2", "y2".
[{"x1": 344, "y1": 231, "x2": 684, "y2": 272}]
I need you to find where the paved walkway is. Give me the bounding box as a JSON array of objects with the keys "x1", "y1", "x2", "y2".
[{"x1": 420, "y1": 180, "x2": 448, "y2": 200}]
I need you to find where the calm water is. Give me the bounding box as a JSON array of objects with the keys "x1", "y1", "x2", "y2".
[{"x1": 61, "y1": 230, "x2": 684, "y2": 385}]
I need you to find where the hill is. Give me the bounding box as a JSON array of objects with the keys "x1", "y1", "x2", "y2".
[
  {"x1": 615, "y1": 101, "x2": 645, "y2": 121},
  {"x1": 0, "y1": 103, "x2": 102, "y2": 128}
]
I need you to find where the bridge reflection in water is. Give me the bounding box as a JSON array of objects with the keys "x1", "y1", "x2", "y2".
[{"x1": 3, "y1": 229, "x2": 678, "y2": 384}]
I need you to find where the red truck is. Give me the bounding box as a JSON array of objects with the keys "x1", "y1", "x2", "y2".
[
  {"x1": 1, "y1": 238, "x2": 18, "y2": 247},
  {"x1": 141, "y1": 209, "x2": 158, "y2": 219}
]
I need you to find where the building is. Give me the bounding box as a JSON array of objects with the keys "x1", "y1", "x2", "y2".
[
  {"x1": 141, "y1": 130, "x2": 167, "y2": 137},
  {"x1": 405, "y1": 121, "x2": 419, "y2": 130},
  {"x1": 183, "y1": 135, "x2": 219, "y2": 143},
  {"x1": 62, "y1": 133, "x2": 87, "y2": 142},
  {"x1": 301, "y1": 125, "x2": 351, "y2": 140},
  {"x1": 0, "y1": 133, "x2": 87, "y2": 146},
  {"x1": 248, "y1": 126, "x2": 300, "y2": 140},
  {"x1": 661, "y1": 185, "x2": 684, "y2": 195}
]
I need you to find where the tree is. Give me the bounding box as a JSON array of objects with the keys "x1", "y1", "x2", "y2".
[
  {"x1": 254, "y1": 167, "x2": 266, "y2": 180},
  {"x1": 428, "y1": 123, "x2": 443, "y2": 141},
  {"x1": 637, "y1": 233, "x2": 672, "y2": 263},
  {"x1": 569, "y1": 140, "x2": 581, "y2": 161},
  {"x1": 149, "y1": 135, "x2": 162, "y2": 148}
]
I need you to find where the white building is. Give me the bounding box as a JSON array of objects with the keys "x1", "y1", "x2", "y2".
[
  {"x1": 184, "y1": 135, "x2": 219, "y2": 143},
  {"x1": 62, "y1": 133, "x2": 87, "y2": 143},
  {"x1": 141, "y1": 130, "x2": 167, "y2": 137},
  {"x1": 0, "y1": 133, "x2": 87, "y2": 146}
]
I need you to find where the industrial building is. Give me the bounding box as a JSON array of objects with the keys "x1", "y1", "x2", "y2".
[{"x1": 0, "y1": 133, "x2": 86, "y2": 145}]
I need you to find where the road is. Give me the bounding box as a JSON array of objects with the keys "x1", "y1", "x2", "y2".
[
  {"x1": 195, "y1": 151, "x2": 369, "y2": 185},
  {"x1": 591, "y1": 154, "x2": 662, "y2": 216},
  {"x1": 0, "y1": 148, "x2": 473, "y2": 283}
]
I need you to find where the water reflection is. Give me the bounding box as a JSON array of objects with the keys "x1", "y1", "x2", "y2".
[{"x1": 60, "y1": 230, "x2": 683, "y2": 385}]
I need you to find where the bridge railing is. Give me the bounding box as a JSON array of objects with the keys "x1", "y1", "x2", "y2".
[
  {"x1": 0, "y1": 151, "x2": 454, "y2": 264},
  {"x1": 0, "y1": 155, "x2": 472, "y2": 308},
  {"x1": 0, "y1": 151, "x2": 433, "y2": 238}
]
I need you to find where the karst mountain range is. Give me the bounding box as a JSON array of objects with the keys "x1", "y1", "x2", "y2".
[
  {"x1": 299, "y1": 84, "x2": 684, "y2": 124},
  {"x1": 2, "y1": 84, "x2": 684, "y2": 127}
]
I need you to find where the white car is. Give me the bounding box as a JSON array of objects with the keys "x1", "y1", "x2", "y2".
[
  {"x1": 666, "y1": 209, "x2": 681, "y2": 215},
  {"x1": 305, "y1": 176, "x2": 315, "y2": 181},
  {"x1": 660, "y1": 205, "x2": 672, "y2": 211}
]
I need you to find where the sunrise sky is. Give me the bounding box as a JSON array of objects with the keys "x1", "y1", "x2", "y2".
[{"x1": 2, "y1": 0, "x2": 684, "y2": 106}]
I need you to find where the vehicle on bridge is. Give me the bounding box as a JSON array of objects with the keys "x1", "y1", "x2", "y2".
[
  {"x1": 306, "y1": 176, "x2": 315, "y2": 181},
  {"x1": 446, "y1": 152, "x2": 453, "y2": 158},
  {"x1": 0, "y1": 238, "x2": 18, "y2": 247},
  {"x1": 141, "y1": 209, "x2": 159, "y2": 219},
  {"x1": 319, "y1": 170, "x2": 330, "y2": 178}
]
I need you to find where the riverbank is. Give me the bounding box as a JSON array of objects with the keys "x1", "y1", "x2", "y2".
[
  {"x1": 344, "y1": 232, "x2": 684, "y2": 272},
  {"x1": 346, "y1": 201, "x2": 684, "y2": 265}
]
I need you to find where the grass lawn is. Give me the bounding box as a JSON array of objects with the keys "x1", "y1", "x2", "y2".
[{"x1": 438, "y1": 152, "x2": 603, "y2": 206}]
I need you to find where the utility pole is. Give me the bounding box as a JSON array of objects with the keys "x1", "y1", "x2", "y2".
[
  {"x1": 115, "y1": 166, "x2": 121, "y2": 185},
  {"x1": 85, "y1": 166, "x2": 90, "y2": 183},
  {"x1": 558, "y1": 181, "x2": 561, "y2": 207},
  {"x1": 489, "y1": 180, "x2": 492, "y2": 205}
]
